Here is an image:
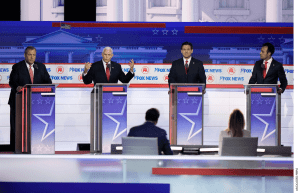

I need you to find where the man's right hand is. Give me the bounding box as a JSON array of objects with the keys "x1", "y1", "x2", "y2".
[
  {"x1": 16, "y1": 86, "x2": 23, "y2": 92},
  {"x1": 84, "y1": 62, "x2": 92, "y2": 73}
]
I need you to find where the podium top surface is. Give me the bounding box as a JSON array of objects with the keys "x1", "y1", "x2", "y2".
[
  {"x1": 244, "y1": 84, "x2": 279, "y2": 88},
  {"x1": 94, "y1": 83, "x2": 129, "y2": 87},
  {"x1": 170, "y1": 83, "x2": 205, "y2": 86},
  {"x1": 23, "y1": 84, "x2": 58, "y2": 88}
]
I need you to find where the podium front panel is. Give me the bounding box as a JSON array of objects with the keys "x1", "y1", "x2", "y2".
[
  {"x1": 30, "y1": 85, "x2": 56, "y2": 154},
  {"x1": 249, "y1": 86, "x2": 277, "y2": 146},
  {"x1": 102, "y1": 85, "x2": 128, "y2": 153}
]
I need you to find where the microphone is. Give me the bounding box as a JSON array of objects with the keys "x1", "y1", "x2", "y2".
[{"x1": 33, "y1": 63, "x2": 38, "y2": 69}]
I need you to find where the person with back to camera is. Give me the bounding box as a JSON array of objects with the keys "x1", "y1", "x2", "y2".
[
  {"x1": 127, "y1": 108, "x2": 173, "y2": 155},
  {"x1": 218, "y1": 109, "x2": 251, "y2": 155}
]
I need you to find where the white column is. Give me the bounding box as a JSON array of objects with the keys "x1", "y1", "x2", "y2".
[
  {"x1": 123, "y1": 0, "x2": 133, "y2": 21},
  {"x1": 182, "y1": 0, "x2": 198, "y2": 22},
  {"x1": 89, "y1": 52, "x2": 95, "y2": 63},
  {"x1": 107, "y1": 0, "x2": 123, "y2": 21},
  {"x1": 266, "y1": 0, "x2": 282, "y2": 22},
  {"x1": 68, "y1": 52, "x2": 73, "y2": 63},
  {"x1": 45, "y1": 51, "x2": 50, "y2": 63},
  {"x1": 21, "y1": 0, "x2": 41, "y2": 21}
]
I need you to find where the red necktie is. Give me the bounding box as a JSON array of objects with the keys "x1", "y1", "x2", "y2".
[
  {"x1": 185, "y1": 60, "x2": 188, "y2": 74},
  {"x1": 263, "y1": 61, "x2": 268, "y2": 79},
  {"x1": 106, "y1": 63, "x2": 110, "y2": 81},
  {"x1": 29, "y1": 65, "x2": 34, "y2": 84}
]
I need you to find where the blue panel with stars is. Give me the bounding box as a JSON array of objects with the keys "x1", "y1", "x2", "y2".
[
  {"x1": 177, "y1": 86, "x2": 203, "y2": 145},
  {"x1": 31, "y1": 86, "x2": 56, "y2": 154},
  {"x1": 251, "y1": 87, "x2": 277, "y2": 146},
  {"x1": 102, "y1": 85, "x2": 128, "y2": 153}
]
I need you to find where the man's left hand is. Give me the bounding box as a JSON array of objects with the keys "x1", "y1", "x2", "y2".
[
  {"x1": 129, "y1": 59, "x2": 134, "y2": 72},
  {"x1": 277, "y1": 88, "x2": 283, "y2": 94}
]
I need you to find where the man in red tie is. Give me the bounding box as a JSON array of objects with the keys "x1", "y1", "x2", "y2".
[
  {"x1": 168, "y1": 42, "x2": 206, "y2": 91},
  {"x1": 248, "y1": 43, "x2": 287, "y2": 93},
  {"x1": 8, "y1": 46, "x2": 52, "y2": 152},
  {"x1": 83, "y1": 47, "x2": 134, "y2": 85}
]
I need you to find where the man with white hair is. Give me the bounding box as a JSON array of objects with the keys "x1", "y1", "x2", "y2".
[{"x1": 82, "y1": 47, "x2": 134, "y2": 84}]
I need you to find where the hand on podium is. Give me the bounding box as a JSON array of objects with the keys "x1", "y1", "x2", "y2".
[
  {"x1": 277, "y1": 88, "x2": 283, "y2": 94},
  {"x1": 202, "y1": 89, "x2": 206, "y2": 94},
  {"x1": 17, "y1": 86, "x2": 23, "y2": 92}
]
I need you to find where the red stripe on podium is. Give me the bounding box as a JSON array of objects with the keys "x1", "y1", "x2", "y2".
[
  {"x1": 31, "y1": 88, "x2": 52, "y2": 92},
  {"x1": 103, "y1": 87, "x2": 124, "y2": 92},
  {"x1": 52, "y1": 22, "x2": 166, "y2": 28},
  {"x1": 177, "y1": 87, "x2": 199, "y2": 92},
  {"x1": 185, "y1": 26, "x2": 293, "y2": 34},
  {"x1": 251, "y1": 88, "x2": 273, "y2": 93},
  {"x1": 152, "y1": 168, "x2": 293, "y2": 176}
]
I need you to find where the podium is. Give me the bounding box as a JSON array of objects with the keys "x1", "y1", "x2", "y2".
[
  {"x1": 244, "y1": 84, "x2": 281, "y2": 146},
  {"x1": 90, "y1": 83, "x2": 128, "y2": 153},
  {"x1": 169, "y1": 83, "x2": 205, "y2": 145},
  {"x1": 15, "y1": 84, "x2": 56, "y2": 154}
]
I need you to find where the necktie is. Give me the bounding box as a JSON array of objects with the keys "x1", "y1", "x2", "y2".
[
  {"x1": 29, "y1": 65, "x2": 34, "y2": 84},
  {"x1": 106, "y1": 63, "x2": 110, "y2": 81},
  {"x1": 263, "y1": 61, "x2": 268, "y2": 79},
  {"x1": 185, "y1": 60, "x2": 188, "y2": 74}
]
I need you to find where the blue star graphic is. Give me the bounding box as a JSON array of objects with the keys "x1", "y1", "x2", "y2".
[
  {"x1": 179, "y1": 99, "x2": 202, "y2": 141},
  {"x1": 258, "y1": 36, "x2": 265, "y2": 43},
  {"x1": 177, "y1": 99, "x2": 181, "y2": 104},
  {"x1": 103, "y1": 99, "x2": 106, "y2": 103},
  {"x1": 172, "y1": 28, "x2": 178, "y2": 35},
  {"x1": 37, "y1": 98, "x2": 43, "y2": 104},
  {"x1": 279, "y1": 36, "x2": 285, "y2": 43},
  {"x1": 191, "y1": 97, "x2": 198, "y2": 104},
  {"x1": 45, "y1": 98, "x2": 51, "y2": 104},
  {"x1": 95, "y1": 35, "x2": 103, "y2": 42},
  {"x1": 32, "y1": 99, "x2": 34, "y2": 104},
  {"x1": 116, "y1": 97, "x2": 123, "y2": 103},
  {"x1": 33, "y1": 101, "x2": 55, "y2": 142},
  {"x1": 162, "y1": 29, "x2": 168, "y2": 35},
  {"x1": 108, "y1": 98, "x2": 114, "y2": 103},
  {"x1": 265, "y1": 98, "x2": 272, "y2": 105},
  {"x1": 268, "y1": 36, "x2": 275, "y2": 43},
  {"x1": 182, "y1": 97, "x2": 189, "y2": 104},
  {"x1": 252, "y1": 100, "x2": 276, "y2": 142},
  {"x1": 104, "y1": 99, "x2": 127, "y2": 141},
  {"x1": 152, "y1": 29, "x2": 159, "y2": 35},
  {"x1": 257, "y1": 97, "x2": 263, "y2": 105},
  {"x1": 251, "y1": 99, "x2": 254, "y2": 104}
]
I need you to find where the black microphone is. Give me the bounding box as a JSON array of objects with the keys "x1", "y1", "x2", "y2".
[{"x1": 33, "y1": 63, "x2": 38, "y2": 69}]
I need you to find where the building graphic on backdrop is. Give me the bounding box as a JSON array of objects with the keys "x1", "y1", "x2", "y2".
[
  {"x1": 21, "y1": 0, "x2": 293, "y2": 23},
  {"x1": 209, "y1": 38, "x2": 293, "y2": 64},
  {"x1": 0, "y1": 30, "x2": 167, "y2": 64}
]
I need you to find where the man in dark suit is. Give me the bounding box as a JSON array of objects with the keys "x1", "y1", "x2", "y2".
[
  {"x1": 82, "y1": 47, "x2": 134, "y2": 84},
  {"x1": 8, "y1": 46, "x2": 52, "y2": 152},
  {"x1": 128, "y1": 108, "x2": 173, "y2": 155},
  {"x1": 168, "y1": 42, "x2": 206, "y2": 91},
  {"x1": 249, "y1": 43, "x2": 287, "y2": 93}
]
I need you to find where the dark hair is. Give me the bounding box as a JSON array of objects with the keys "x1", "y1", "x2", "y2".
[
  {"x1": 227, "y1": 109, "x2": 245, "y2": 137},
  {"x1": 181, "y1": 42, "x2": 193, "y2": 50},
  {"x1": 24, "y1": 46, "x2": 36, "y2": 54},
  {"x1": 262, "y1": 43, "x2": 275, "y2": 56},
  {"x1": 145, "y1": 108, "x2": 160, "y2": 122}
]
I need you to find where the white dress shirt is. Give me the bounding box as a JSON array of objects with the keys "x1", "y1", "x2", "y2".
[
  {"x1": 263, "y1": 57, "x2": 273, "y2": 75},
  {"x1": 25, "y1": 61, "x2": 34, "y2": 75},
  {"x1": 183, "y1": 57, "x2": 192, "y2": 67}
]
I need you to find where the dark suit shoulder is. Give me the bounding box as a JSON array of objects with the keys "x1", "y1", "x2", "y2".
[
  {"x1": 191, "y1": 57, "x2": 202, "y2": 63},
  {"x1": 12, "y1": 60, "x2": 25, "y2": 68},
  {"x1": 172, "y1": 58, "x2": 183, "y2": 64}
]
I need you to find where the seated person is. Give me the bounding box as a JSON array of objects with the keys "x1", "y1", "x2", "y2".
[
  {"x1": 127, "y1": 108, "x2": 173, "y2": 155},
  {"x1": 219, "y1": 109, "x2": 251, "y2": 155}
]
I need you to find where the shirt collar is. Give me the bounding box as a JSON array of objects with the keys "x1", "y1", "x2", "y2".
[
  {"x1": 183, "y1": 57, "x2": 192, "y2": 65},
  {"x1": 25, "y1": 61, "x2": 34, "y2": 68},
  {"x1": 102, "y1": 59, "x2": 111, "y2": 65},
  {"x1": 263, "y1": 57, "x2": 273, "y2": 64}
]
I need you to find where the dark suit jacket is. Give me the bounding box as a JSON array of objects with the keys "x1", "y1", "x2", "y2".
[
  {"x1": 8, "y1": 60, "x2": 52, "y2": 106},
  {"x1": 83, "y1": 60, "x2": 134, "y2": 85},
  {"x1": 168, "y1": 57, "x2": 206, "y2": 86},
  {"x1": 128, "y1": 122, "x2": 173, "y2": 155},
  {"x1": 248, "y1": 59, "x2": 287, "y2": 92}
]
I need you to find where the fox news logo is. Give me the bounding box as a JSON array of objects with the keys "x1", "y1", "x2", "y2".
[
  {"x1": 205, "y1": 69, "x2": 222, "y2": 73},
  {"x1": 141, "y1": 66, "x2": 149, "y2": 74},
  {"x1": 227, "y1": 67, "x2": 236, "y2": 75},
  {"x1": 163, "y1": 74, "x2": 169, "y2": 82},
  {"x1": 207, "y1": 74, "x2": 215, "y2": 83},
  {"x1": 240, "y1": 68, "x2": 252, "y2": 73},
  {"x1": 56, "y1": 66, "x2": 64, "y2": 74},
  {"x1": 0, "y1": 68, "x2": 9, "y2": 72},
  {"x1": 285, "y1": 69, "x2": 294, "y2": 73}
]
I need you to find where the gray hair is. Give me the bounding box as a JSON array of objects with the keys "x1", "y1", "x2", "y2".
[
  {"x1": 24, "y1": 46, "x2": 36, "y2": 54},
  {"x1": 102, "y1": 46, "x2": 113, "y2": 54}
]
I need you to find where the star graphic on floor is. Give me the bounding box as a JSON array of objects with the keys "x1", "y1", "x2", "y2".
[{"x1": 152, "y1": 29, "x2": 159, "y2": 35}]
